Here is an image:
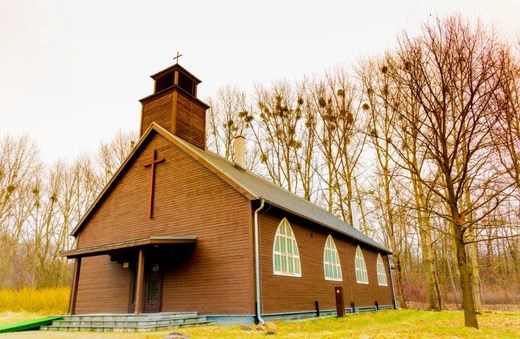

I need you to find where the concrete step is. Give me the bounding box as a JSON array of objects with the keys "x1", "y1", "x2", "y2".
[
  {"x1": 65, "y1": 312, "x2": 199, "y2": 322},
  {"x1": 40, "y1": 312, "x2": 211, "y2": 332}
]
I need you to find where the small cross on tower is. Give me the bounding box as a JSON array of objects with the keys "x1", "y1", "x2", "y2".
[
  {"x1": 173, "y1": 51, "x2": 183, "y2": 64},
  {"x1": 143, "y1": 149, "x2": 165, "y2": 218}
]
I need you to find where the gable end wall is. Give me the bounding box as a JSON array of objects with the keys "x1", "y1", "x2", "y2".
[{"x1": 74, "y1": 133, "x2": 255, "y2": 315}]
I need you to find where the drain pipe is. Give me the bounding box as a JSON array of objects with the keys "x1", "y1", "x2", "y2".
[{"x1": 254, "y1": 199, "x2": 266, "y2": 325}]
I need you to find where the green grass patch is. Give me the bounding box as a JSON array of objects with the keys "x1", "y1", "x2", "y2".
[
  {"x1": 149, "y1": 309, "x2": 520, "y2": 339},
  {"x1": 0, "y1": 288, "x2": 68, "y2": 314},
  {"x1": 0, "y1": 308, "x2": 519, "y2": 338}
]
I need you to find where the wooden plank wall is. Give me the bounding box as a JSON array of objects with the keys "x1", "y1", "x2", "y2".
[
  {"x1": 140, "y1": 91, "x2": 173, "y2": 136},
  {"x1": 75, "y1": 256, "x2": 131, "y2": 314},
  {"x1": 258, "y1": 211, "x2": 393, "y2": 314},
  {"x1": 175, "y1": 93, "x2": 205, "y2": 149},
  {"x1": 140, "y1": 88, "x2": 206, "y2": 148}
]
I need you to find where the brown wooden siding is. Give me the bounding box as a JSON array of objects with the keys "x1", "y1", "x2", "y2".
[
  {"x1": 258, "y1": 210, "x2": 393, "y2": 314},
  {"x1": 345, "y1": 244, "x2": 394, "y2": 307},
  {"x1": 140, "y1": 88, "x2": 206, "y2": 148},
  {"x1": 140, "y1": 91, "x2": 173, "y2": 136},
  {"x1": 175, "y1": 92, "x2": 206, "y2": 149},
  {"x1": 74, "y1": 133, "x2": 254, "y2": 315},
  {"x1": 75, "y1": 256, "x2": 131, "y2": 314}
]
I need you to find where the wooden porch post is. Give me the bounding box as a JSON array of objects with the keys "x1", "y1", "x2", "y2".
[
  {"x1": 134, "y1": 249, "x2": 146, "y2": 314},
  {"x1": 67, "y1": 257, "x2": 82, "y2": 315}
]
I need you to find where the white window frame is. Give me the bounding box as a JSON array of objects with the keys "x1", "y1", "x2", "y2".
[
  {"x1": 323, "y1": 235, "x2": 343, "y2": 281},
  {"x1": 273, "y1": 218, "x2": 302, "y2": 277},
  {"x1": 377, "y1": 253, "x2": 388, "y2": 286},
  {"x1": 355, "y1": 246, "x2": 369, "y2": 284}
]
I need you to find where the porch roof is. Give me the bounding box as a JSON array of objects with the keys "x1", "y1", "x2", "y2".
[{"x1": 61, "y1": 236, "x2": 197, "y2": 258}]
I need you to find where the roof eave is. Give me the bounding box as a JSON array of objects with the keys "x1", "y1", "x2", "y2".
[
  {"x1": 139, "y1": 86, "x2": 210, "y2": 109},
  {"x1": 150, "y1": 64, "x2": 202, "y2": 84},
  {"x1": 61, "y1": 235, "x2": 197, "y2": 258}
]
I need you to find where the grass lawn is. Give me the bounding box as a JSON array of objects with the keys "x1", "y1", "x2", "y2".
[{"x1": 0, "y1": 309, "x2": 519, "y2": 339}]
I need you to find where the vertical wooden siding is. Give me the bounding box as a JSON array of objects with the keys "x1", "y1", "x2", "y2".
[
  {"x1": 140, "y1": 91, "x2": 173, "y2": 136},
  {"x1": 140, "y1": 88, "x2": 206, "y2": 149},
  {"x1": 258, "y1": 211, "x2": 393, "y2": 314},
  {"x1": 175, "y1": 93, "x2": 206, "y2": 149},
  {"x1": 75, "y1": 133, "x2": 254, "y2": 315}
]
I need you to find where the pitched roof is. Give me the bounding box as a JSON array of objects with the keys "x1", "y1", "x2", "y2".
[
  {"x1": 162, "y1": 126, "x2": 389, "y2": 253},
  {"x1": 72, "y1": 123, "x2": 390, "y2": 253}
]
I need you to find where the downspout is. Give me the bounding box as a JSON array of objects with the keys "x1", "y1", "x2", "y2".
[
  {"x1": 388, "y1": 254, "x2": 398, "y2": 309},
  {"x1": 254, "y1": 199, "x2": 266, "y2": 325}
]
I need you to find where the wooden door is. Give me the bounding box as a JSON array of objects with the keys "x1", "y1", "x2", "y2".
[
  {"x1": 144, "y1": 263, "x2": 162, "y2": 313},
  {"x1": 129, "y1": 262, "x2": 163, "y2": 313}
]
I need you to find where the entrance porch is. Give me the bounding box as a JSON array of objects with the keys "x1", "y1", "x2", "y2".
[{"x1": 61, "y1": 235, "x2": 197, "y2": 315}]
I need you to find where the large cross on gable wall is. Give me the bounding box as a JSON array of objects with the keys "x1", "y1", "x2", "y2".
[{"x1": 143, "y1": 149, "x2": 165, "y2": 218}]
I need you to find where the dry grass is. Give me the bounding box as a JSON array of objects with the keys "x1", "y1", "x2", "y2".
[
  {"x1": 0, "y1": 288, "x2": 68, "y2": 314},
  {"x1": 1, "y1": 309, "x2": 519, "y2": 339}
]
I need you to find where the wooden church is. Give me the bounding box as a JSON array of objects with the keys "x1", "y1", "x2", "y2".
[{"x1": 62, "y1": 61, "x2": 396, "y2": 324}]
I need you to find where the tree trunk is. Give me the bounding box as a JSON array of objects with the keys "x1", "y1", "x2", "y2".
[
  {"x1": 353, "y1": 175, "x2": 369, "y2": 234},
  {"x1": 453, "y1": 222, "x2": 479, "y2": 328},
  {"x1": 410, "y1": 161, "x2": 441, "y2": 310},
  {"x1": 419, "y1": 220, "x2": 441, "y2": 310},
  {"x1": 393, "y1": 254, "x2": 407, "y2": 308},
  {"x1": 468, "y1": 231, "x2": 482, "y2": 312}
]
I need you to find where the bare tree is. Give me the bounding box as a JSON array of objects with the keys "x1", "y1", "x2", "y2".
[
  {"x1": 489, "y1": 42, "x2": 520, "y2": 300},
  {"x1": 249, "y1": 80, "x2": 310, "y2": 196},
  {"x1": 97, "y1": 129, "x2": 138, "y2": 186},
  {"x1": 24, "y1": 163, "x2": 67, "y2": 287},
  {"x1": 357, "y1": 57, "x2": 410, "y2": 308},
  {"x1": 384, "y1": 15, "x2": 512, "y2": 328},
  {"x1": 302, "y1": 69, "x2": 368, "y2": 223},
  {"x1": 0, "y1": 134, "x2": 41, "y2": 287},
  {"x1": 361, "y1": 54, "x2": 444, "y2": 310},
  {"x1": 0, "y1": 129, "x2": 140, "y2": 289},
  {"x1": 206, "y1": 85, "x2": 252, "y2": 162}
]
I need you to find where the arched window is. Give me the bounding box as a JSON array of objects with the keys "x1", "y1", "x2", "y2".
[
  {"x1": 377, "y1": 253, "x2": 388, "y2": 286},
  {"x1": 324, "y1": 235, "x2": 342, "y2": 281},
  {"x1": 273, "y1": 218, "x2": 302, "y2": 277},
  {"x1": 355, "y1": 246, "x2": 369, "y2": 284}
]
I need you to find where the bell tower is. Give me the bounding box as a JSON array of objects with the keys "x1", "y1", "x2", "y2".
[{"x1": 139, "y1": 59, "x2": 209, "y2": 149}]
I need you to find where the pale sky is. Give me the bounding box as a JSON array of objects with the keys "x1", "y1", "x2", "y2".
[{"x1": 1, "y1": 0, "x2": 519, "y2": 164}]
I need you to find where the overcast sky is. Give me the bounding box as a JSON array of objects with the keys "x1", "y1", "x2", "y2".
[{"x1": 1, "y1": 0, "x2": 519, "y2": 164}]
